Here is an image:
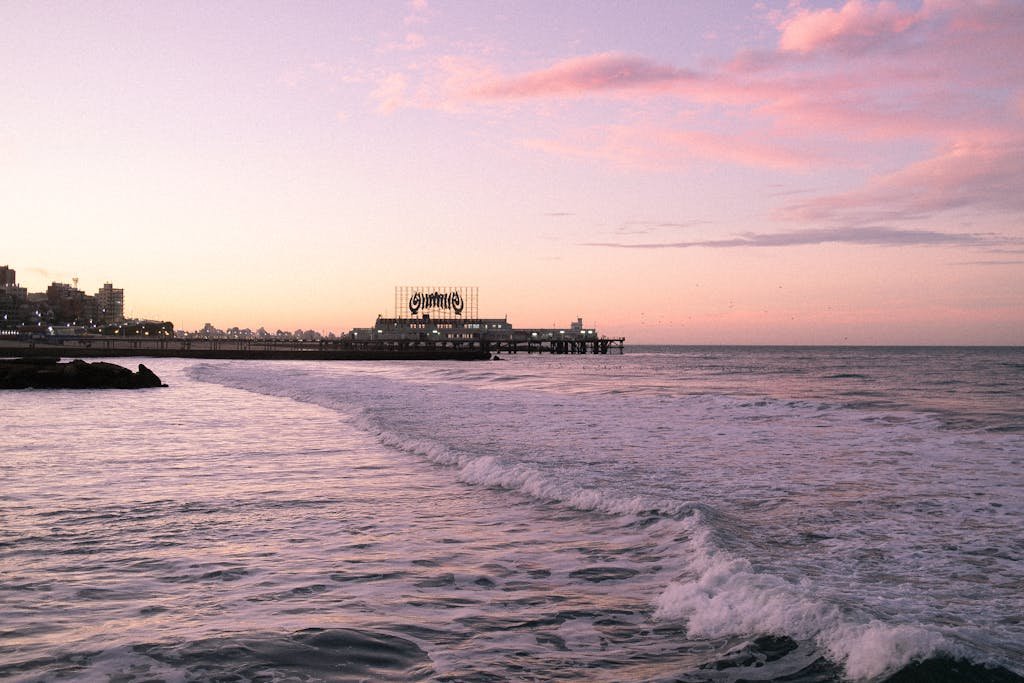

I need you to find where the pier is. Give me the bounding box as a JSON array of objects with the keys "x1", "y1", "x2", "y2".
[
  {"x1": 483, "y1": 337, "x2": 624, "y2": 355},
  {"x1": 0, "y1": 335, "x2": 624, "y2": 361}
]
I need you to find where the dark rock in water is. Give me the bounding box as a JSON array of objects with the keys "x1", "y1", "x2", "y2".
[
  {"x1": 0, "y1": 358, "x2": 166, "y2": 389},
  {"x1": 751, "y1": 634, "x2": 800, "y2": 662},
  {"x1": 696, "y1": 634, "x2": 813, "y2": 674},
  {"x1": 136, "y1": 364, "x2": 163, "y2": 387}
]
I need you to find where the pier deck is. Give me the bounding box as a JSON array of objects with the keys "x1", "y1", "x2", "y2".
[{"x1": 0, "y1": 335, "x2": 624, "y2": 361}]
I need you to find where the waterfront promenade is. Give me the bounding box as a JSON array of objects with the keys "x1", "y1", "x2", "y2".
[{"x1": 0, "y1": 337, "x2": 489, "y2": 361}]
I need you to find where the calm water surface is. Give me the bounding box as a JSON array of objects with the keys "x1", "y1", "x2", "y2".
[{"x1": 1, "y1": 347, "x2": 1022, "y2": 681}]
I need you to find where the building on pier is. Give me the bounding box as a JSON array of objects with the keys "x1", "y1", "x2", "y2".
[{"x1": 349, "y1": 286, "x2": 622, "y2": 354}]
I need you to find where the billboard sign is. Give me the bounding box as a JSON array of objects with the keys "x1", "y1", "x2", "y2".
[{"x1": 395, "y1": 286, "x2": 478, "y2": 319}]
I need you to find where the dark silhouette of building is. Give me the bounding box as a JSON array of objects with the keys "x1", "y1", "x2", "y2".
[
  {"x1": 46, "y1": 282, "x2": 93, "y2": 324},
  {"x1": 0, "y1": 266, "x2": 28, "y2": 327}
]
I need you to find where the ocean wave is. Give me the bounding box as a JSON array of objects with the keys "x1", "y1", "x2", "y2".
[
  {"x1": 654, "y1": 512, "x2": 950, "y2": 681},
  {"x1": 360, "y1": 414, "x2": 688, "y2": 519},
  {"x1": 358, "y1": 401, "x2": 954, "y2": 680}
]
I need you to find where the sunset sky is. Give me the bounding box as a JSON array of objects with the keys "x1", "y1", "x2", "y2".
[{"x1": 3, "y1": 0, "x2": 1022, "y2": 344}]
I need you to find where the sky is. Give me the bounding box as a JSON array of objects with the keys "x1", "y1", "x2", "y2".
[{"x1": 2, "y1": 0, "x2": 1022, "y2": 344}]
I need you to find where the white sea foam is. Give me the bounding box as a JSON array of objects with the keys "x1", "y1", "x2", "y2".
[
  {"x1": 365, "y1": 417, "x2": 672, "y2": 518},
  {"x1": 654, "y1": 512, "x2": 948, "y2": 680}
]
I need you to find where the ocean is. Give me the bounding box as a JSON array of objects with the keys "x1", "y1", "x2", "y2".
[{"x1": 1, "y1": 346, "x2": 1022, "y2": 682}]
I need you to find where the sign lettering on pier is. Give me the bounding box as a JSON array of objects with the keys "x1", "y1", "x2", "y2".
[{"x1": 395, "y1": 286, "x2": 478, "y2": 319}]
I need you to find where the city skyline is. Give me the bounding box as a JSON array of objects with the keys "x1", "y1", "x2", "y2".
[{"x1": 3, "y1": 1, "x2": 1023, "y2": 344}]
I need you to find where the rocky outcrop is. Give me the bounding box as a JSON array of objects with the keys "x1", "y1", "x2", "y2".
[{"x1": 0, "y1": 358, "x2": 166, "y2": 389}]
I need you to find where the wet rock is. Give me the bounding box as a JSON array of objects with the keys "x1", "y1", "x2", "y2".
[{"x1": 0, "y1": 358, "x2": 166, "y2": 389}]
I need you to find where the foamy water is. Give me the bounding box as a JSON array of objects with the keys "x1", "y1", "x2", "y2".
[{"x1": 2, "y1": 347, "x2": 1022, "y2": 681}]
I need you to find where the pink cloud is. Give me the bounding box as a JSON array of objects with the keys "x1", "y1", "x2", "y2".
[
  {"x1": 404, "y1": 0, "x2": 428, "y2": 26},
  {"x1": 371, "y1": 73, "x2": 409, "y2": 114},
  {"x1": 383, "y1": 31, "x2": 426, "y2": 52},
  {"x1": 468, "y1": 52, "x2": 697, "y2": 100},
  {"x1": 354, "y1": 0, "x2": 1024, "y2": 233},
  {"x1": 781, "y1": 135, "x2": 1024, "y2": 223},
  {"x1": 433, "y1": 3, "x2": 1021, "y2": 144},
  {"x1": 583, "y1": 226, "x2": 1000, "y2": 250},
  {"x1": 444, "y1": 2, "x2": 1021, "y2": 118},
  {"x1": 777, "y1": 0, "x2": 920, "y2": 54}
]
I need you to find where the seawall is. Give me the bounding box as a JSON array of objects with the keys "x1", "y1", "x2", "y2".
[{"x1": 0, "y1": 340, "x2": 491, "y2": 361}]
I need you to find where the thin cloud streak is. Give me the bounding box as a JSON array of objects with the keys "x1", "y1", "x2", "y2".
[
  {"x1": 949, "y1": 260, "x2": 1024, "y2": 266},
  {"x1": 467, "y1": 53, "x2": 698, "y2": 99},
  {"x1": 584, "y1": 226, "x2": 1005, "y2": 249},
  {"x1": 613, "y1": 219, "x2": 712, "y2": 236},
  {"x1": 622, "y1": 219, "x2": 712, "y2": 229}
]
